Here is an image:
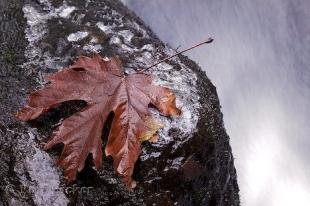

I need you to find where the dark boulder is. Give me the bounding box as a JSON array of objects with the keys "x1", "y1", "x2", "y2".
[{"x1": 0, "y1": 0, "x2": 239, "y2": 205}]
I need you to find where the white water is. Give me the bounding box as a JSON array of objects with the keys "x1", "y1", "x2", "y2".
[{"x1": 123, "y1": 0, "x2": 310, "y2": 205}]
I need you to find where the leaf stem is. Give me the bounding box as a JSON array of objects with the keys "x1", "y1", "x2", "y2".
[{"x1": 138, "y1": 37, "x2": 213, "y2": 73}]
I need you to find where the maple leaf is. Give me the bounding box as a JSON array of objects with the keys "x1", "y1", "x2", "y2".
[{"x1": 16, "y1": 54, "x2": 181, "y2": 189}]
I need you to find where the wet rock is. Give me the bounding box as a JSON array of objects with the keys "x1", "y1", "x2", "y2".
[{"x1": 0, "y1": 0, "x2": 239, "y2": 205}]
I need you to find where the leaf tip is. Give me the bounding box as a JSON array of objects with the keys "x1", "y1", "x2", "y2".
[{"x1": 15, "y1": 106, "x2": 44, "y2": 122}]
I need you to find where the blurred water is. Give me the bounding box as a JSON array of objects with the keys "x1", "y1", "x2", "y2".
[{"x1": 123, "y1": 0, "x2": 310, "y2": 205}]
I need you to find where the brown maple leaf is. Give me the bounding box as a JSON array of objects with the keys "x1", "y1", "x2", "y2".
[{"x1": 16, "y1": 54, "x2": 181, "y2": 189}]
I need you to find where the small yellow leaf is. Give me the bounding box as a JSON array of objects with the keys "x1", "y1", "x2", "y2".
[{"x1": 139, "y1": 118, "x2": 164, "y2": 142}]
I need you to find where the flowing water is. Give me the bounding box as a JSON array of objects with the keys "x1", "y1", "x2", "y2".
[{"x1": 122, "y1": 0, "x2": 310, "y2": 205}]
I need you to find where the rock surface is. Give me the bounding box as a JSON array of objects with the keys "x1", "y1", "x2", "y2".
[{"x1": 0, "y1": 0, "x2": 240, "y2": 205}]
